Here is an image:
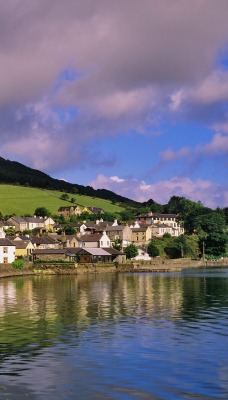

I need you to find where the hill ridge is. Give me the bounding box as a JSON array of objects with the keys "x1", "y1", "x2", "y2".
[{"x1": 0, "y1": 156, "x2": 138, "y2": 205}]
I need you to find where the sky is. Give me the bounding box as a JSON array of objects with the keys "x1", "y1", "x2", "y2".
[{"x1": 0, "y1": 0, "x2": 228, "y2": 209}]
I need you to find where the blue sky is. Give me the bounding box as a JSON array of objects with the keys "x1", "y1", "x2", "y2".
[{"x1": 0, "y1": 0, "x2": 228, "y2": 208}]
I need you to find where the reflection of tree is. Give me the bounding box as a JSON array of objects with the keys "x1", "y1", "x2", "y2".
[
  {"x1": 1, "y1": 271, "x2": 228, "y2": 362},
  {"x1": 180, "y1": 274, "x2": 228, "y2": 320}
]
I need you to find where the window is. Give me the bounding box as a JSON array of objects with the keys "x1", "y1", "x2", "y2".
[
  {"x1": 3, "y1": 257, "x2": 8, "y2": 263},
  {"x1": 3, "y1": 247, "x2": 7, "y2": 253}
]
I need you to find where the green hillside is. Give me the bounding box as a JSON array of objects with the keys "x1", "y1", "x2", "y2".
[
  {"x1": 0, "y1": 185, "x2": 125, "y2": 216},
  {"x1": 0, "y1": 156, "x2": 139, "y2": 206}
]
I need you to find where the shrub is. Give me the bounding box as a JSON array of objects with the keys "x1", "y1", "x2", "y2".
[
  {"x1": 12, "y1": 259, "x2": 24, "y2": 270},
  {"x1": 147, "y1": 242, "x2": 160, "y2": 258}
]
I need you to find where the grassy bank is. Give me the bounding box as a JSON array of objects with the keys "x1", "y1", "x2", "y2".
[{"x1": 1, "y1": 258, "x2": 227, "y2": 280}]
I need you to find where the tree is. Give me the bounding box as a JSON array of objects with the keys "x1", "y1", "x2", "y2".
[
  {"x1": 4, "y1": 227, "x2": 16, "y2": 236},
  {"x1": 142, "y1": 198, "x2": 163, "y2": 213},
  {"x1": 119, "y1": 210, "x2": 133, "y2": 222},
  {"x1": 194, "y1": 212, "x2": 226, "y2": 235},
  {"x1": 64, "y1": 226, "x2": 76, "y2": 235},
  {"x1": 34, "y1": 207, "x2": 51, "y2": 217},
  {"x1": 147, "y1": 242, "x2": 160, "y2": 258},
  {"x1": 164, "y1": 244, "x2": 181, "y2": 259},
  {"x1": 60, "y1": 193, "x2": 70, "y2": 201},
  {"x1": 163, "y1": 232, "x2": 172, "y2": 238},
  {"x1": 112, "y1": 238, "x2": 123, "y2": 251},
  {"x1": 124, "y1": 244, "x2": 138, "y2": 259},
  {"x1": 199, "y1": 233, "x2": 228, "y2": 257}
]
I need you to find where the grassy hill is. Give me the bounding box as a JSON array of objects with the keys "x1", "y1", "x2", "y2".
[
  {"x1": 0, "y1": 185, "x2": 125, "y2": 216},
  {"x1": 0, "y1": 156, "x2": 139, "y2": 206}
]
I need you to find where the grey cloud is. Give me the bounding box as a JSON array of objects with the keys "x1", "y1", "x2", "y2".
[{"x1": 1, "y1": 1, "x2": 228, "y2": 173}]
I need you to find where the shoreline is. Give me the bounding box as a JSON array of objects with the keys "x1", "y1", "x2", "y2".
[{"x1": 0, "y1": 258, "x2": 227, "y2": 279}]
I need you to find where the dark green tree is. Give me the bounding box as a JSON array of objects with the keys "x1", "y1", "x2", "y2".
[
  {"x1": 163, "y1": 232, "x2": 172, "y2": 238},
  {"x1": 119, "y1": 210, "x2": 133, "y2": 222},
  {"x1": 34, "y1": 207, "x2": 51, "y2": 217},
  {"x1": 124, "y1": 244, "x2": 138, "y2": 259},
  {"x1": 147, "y1": 242, "x2": 160, "y2": 258},
  {"x1": 164, "y1": 244, "x2": 181, "y2": 259},
  {"x1": 194, "y1": 212, "x2": 226, "y2": 235},
  {"x1": 60, "y1": 193, "x2": 70, "y2": 201},
  {"x1": 199, "y1": 233, "x2": 227, "y2": 257},
  {"x1": 64, "y1": 226, "x2": 76, "y2": 235}
]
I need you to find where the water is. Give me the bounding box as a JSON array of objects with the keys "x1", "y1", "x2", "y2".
[{"x1": 0, "y1": 268, "x2": 228, "y2": 399}]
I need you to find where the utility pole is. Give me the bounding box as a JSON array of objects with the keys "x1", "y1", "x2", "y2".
[{"x1": 202, "y1": 241, "x2": 205, "y2": 261}]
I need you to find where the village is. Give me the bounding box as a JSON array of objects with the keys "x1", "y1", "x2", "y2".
[{"x1": 0, "y1": 204, "x2": 184, "y2": 265}]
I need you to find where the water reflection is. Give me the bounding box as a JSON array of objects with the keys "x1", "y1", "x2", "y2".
[
  {"x1": 0, "y1": 269, "x2": 228, "y2": 399},
  {"x1": 0, "y1": 271, "x2": 228, "y2": 345}
]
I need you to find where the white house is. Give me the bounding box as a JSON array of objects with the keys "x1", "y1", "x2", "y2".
[
  {"x1": 77, "y1": 231, "x2": 111, "y2": 248},
  {"x1": 133, "y1": 248, "x2": 151, "y2": 261},
  {"x1": 0, "y1": 228, "x2": 15, "y2": 263}
]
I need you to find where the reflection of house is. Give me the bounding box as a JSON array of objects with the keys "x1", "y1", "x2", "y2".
[{"x1": 58, "y1": 206, "x2": 81, "y2": 218}]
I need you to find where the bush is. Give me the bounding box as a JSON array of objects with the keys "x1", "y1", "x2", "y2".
[
  {"x1": 147, "y1": 242, "x2": 160, "y2": 258},
  {"x1": 124, "y1": 244, "x2": 138, "y2": 259},
  {"x1": 163, "y1": 233, "x2": 172, "y2": 238},
  {"x1": 12, "y1": 259, "x2": 24, "y2": 270}
]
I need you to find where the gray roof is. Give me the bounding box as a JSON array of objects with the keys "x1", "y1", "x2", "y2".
[
  {"x1": 132, "y1": 227, "x2": 148, "y2": 232},
  {"x1": 77, "y1": 234, "x2": 102, "y2": 242},
  {"x1": 79, "y1": 248, "x2": 111, "y2": 256},
  {"x1": 32, "y1": 249, "x2": 67, "y2": 255},
  {"x1": 0, "y1": 239, "x2": 15, "y2": 246},
  {"x1": 13, "y1": 240, "x2": 33, "y2": 249},
  {"x1": 105, "y1": 225, "x2": 126, "y2": 232},
  {"x1": 103, "y1": 248, "x2": 124, "y2": 255}
]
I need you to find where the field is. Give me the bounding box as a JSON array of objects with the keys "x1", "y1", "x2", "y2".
[{"x1": 0, "y1": 185, "x2": 125, "y2": 216}]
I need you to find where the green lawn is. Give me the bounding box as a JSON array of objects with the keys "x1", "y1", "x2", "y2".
[{"x1": 0, "y1": 185, "x2": 125, "y2": 216}]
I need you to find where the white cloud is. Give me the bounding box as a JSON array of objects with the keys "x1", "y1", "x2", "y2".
[
  {"x1": 90, "y1": 174, "x2": 228, "y2": 208},
  {"x1": 189, "y1": 69, "x2": 228, "y2": 105}
]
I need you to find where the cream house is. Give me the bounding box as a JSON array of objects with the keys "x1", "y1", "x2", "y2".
[
  {"x1": 58, "y1": 206, "x2": 81, "y2": 218},
  {"x1": 105, "y1": 225, "x2": 132, "y2": 247},
  {"x1": 131, "y1": 226, "x2": 151, "y2": 245},
  {"x1": 13, "y1": 239, "x2": 35, "y2": 258}
]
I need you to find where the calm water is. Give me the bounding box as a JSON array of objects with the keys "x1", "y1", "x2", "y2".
[{"x1": 0, "y1": 268, "x2": 228, "y2": 400}]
